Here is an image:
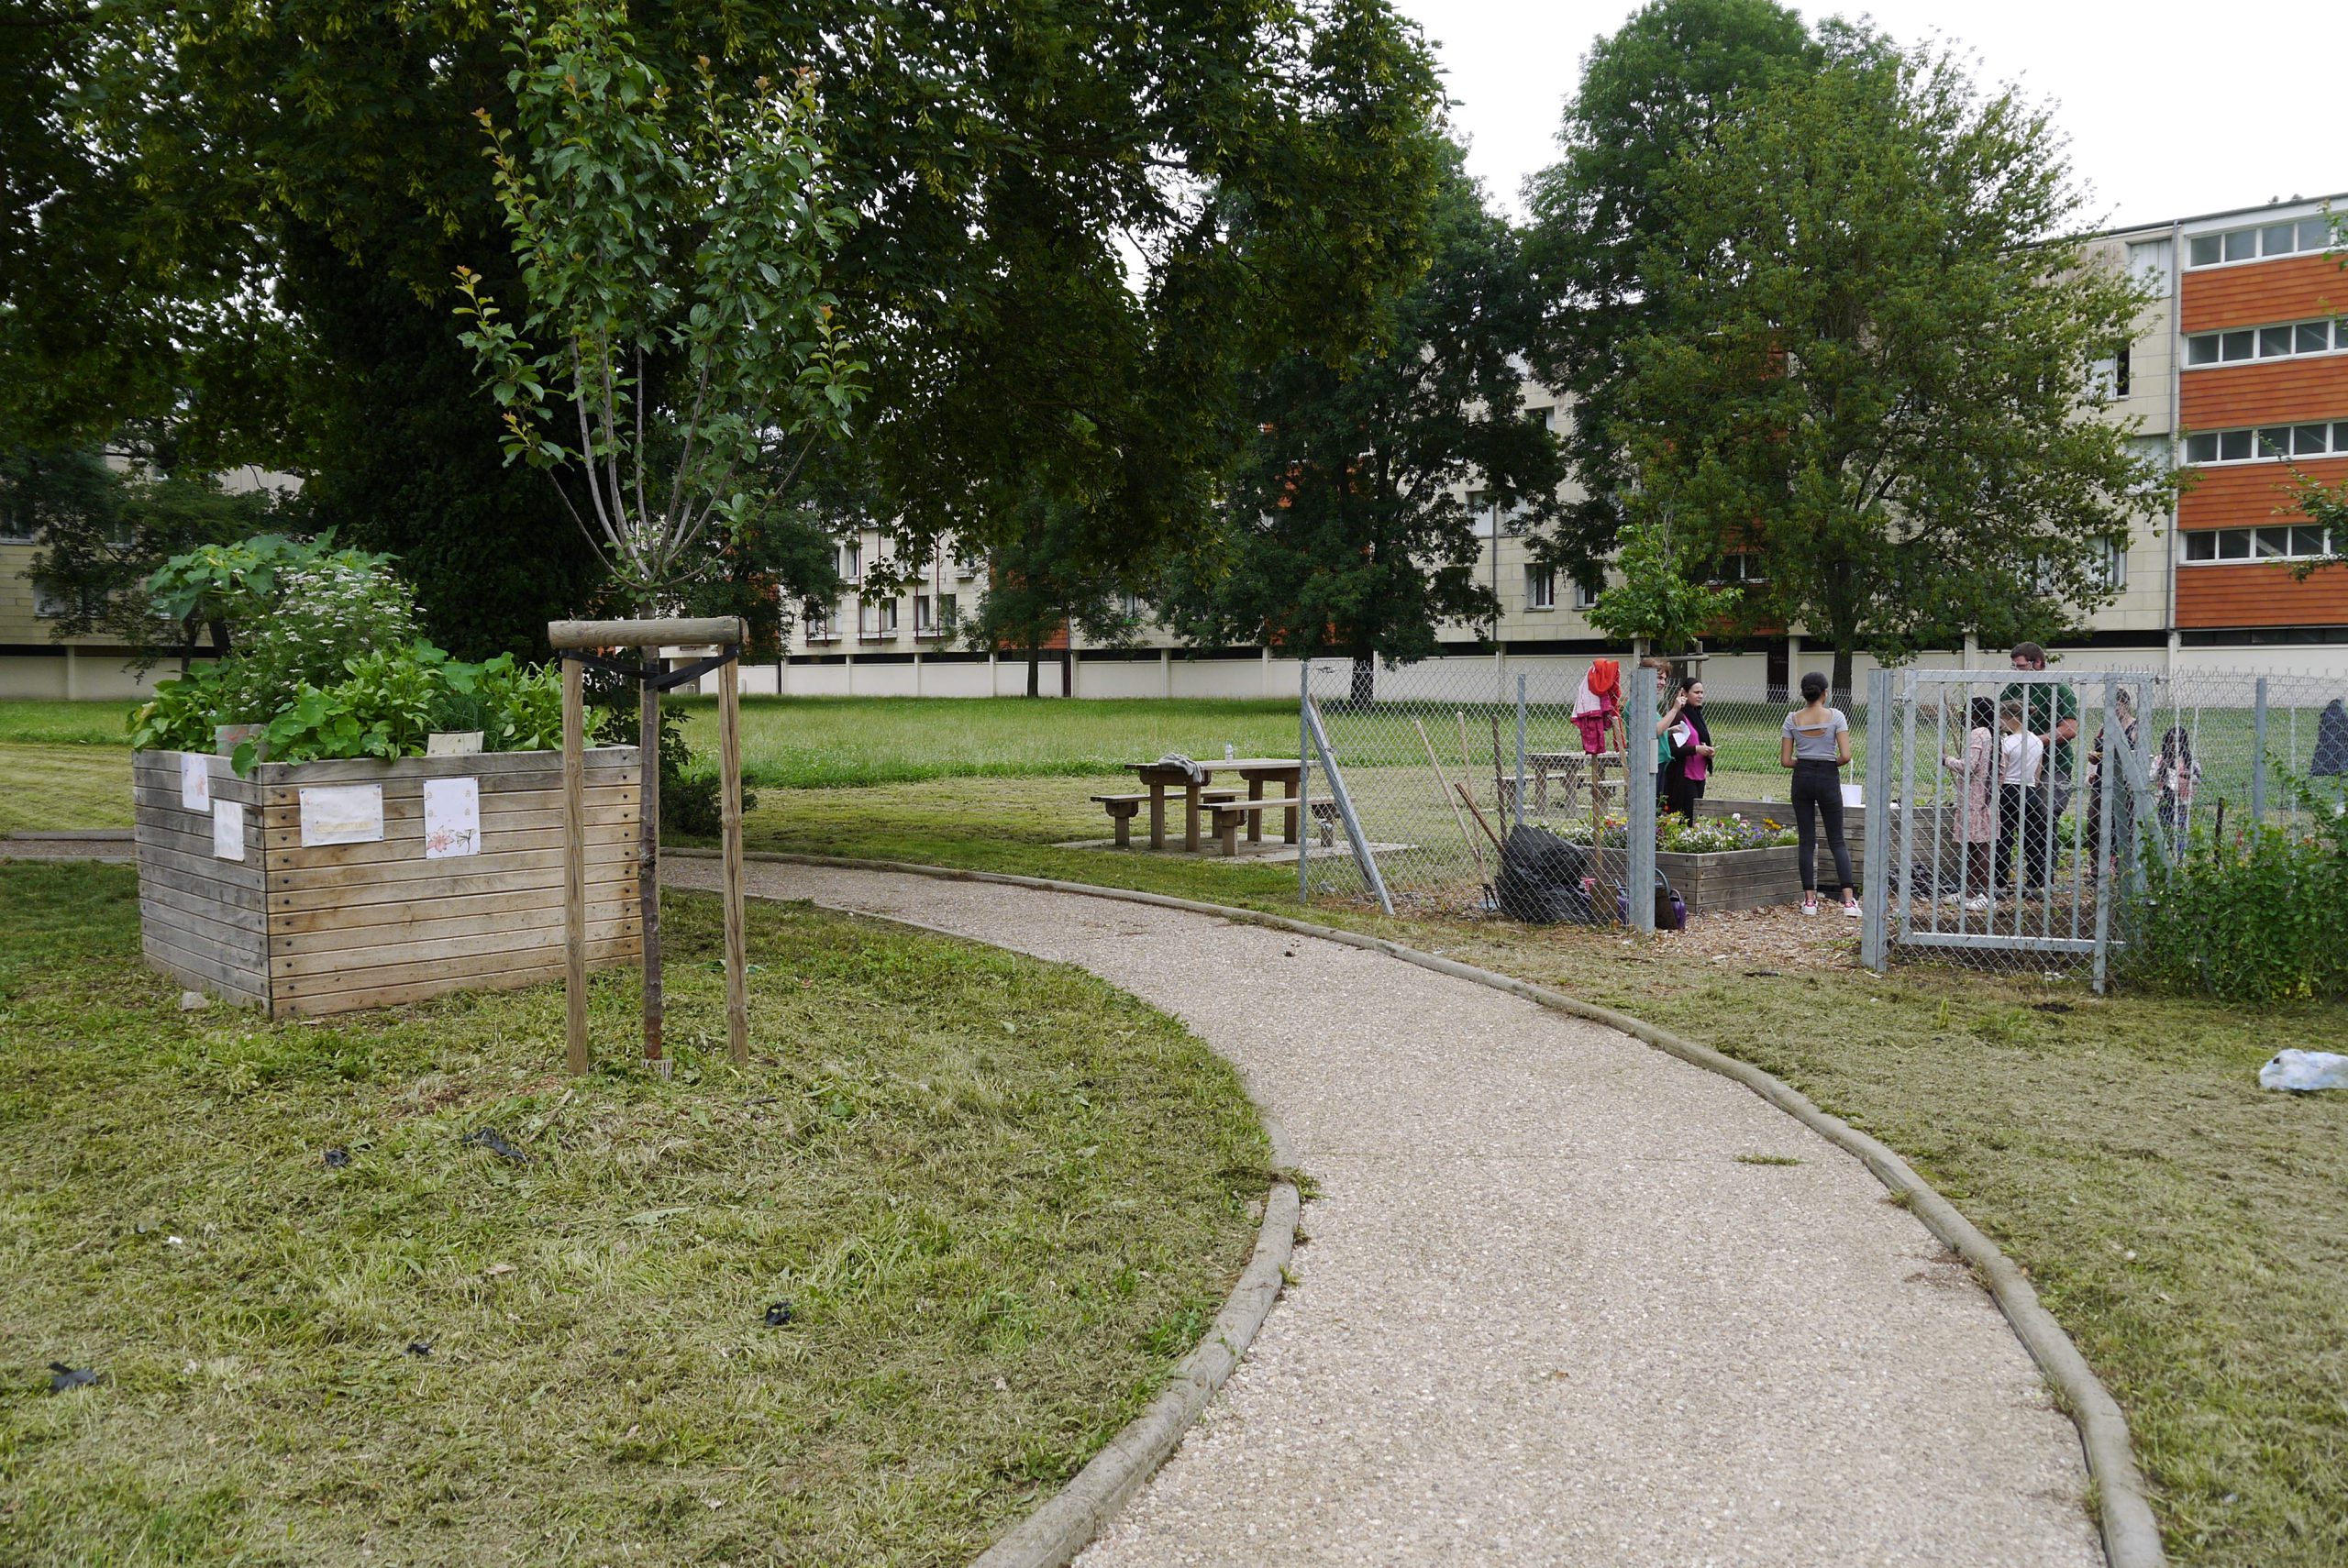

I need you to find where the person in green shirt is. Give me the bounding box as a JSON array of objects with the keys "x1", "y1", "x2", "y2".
[{"x1": 2000, "y1": 641, "x2": 2078, "y2": 891}]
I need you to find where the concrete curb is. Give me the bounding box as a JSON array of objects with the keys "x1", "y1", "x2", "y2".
[{"x1": 670, "y1": 847, "x2": 2165, "y2": 1568}]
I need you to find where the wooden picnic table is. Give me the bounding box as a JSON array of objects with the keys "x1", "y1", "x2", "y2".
[
  {"x1": 1125, "y1": 757, "x2": 1303, "y2": 852},
  {"x1": 1525, "y1": 748, "x2": 1626, "y2": 818}
]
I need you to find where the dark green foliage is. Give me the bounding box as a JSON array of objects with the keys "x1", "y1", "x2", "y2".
[
  {"x1": 1524, "y1": 0, "x2": 1822, "y2": 579},
  {"x1": 962, "y1": 491, "x2": 1143, "y2": 699},
  {"x1": 1157, "y1": 145, "x2": 1560, "y2": 700},
  {"x1": 7, "y1": 440, "x2": 294, "y2": 667},
  {"x1": 2124, "y1": 799, "x2": 2348, "y2": 1001},
  {"x1": 10, "y1": 0, "x2": 1447, "y2": 653},
  {"x1": 1604, "y1": 39, "x2": 2173, "y2": 694}
]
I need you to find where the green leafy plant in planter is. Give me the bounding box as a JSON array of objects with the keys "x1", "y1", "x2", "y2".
[{"x1": 1562, "y1": 811, "x2": 1798, "y2": 854}]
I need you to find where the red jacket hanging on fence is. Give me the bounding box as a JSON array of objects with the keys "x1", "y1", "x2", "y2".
[{"x1": 1572, "y1": 659, "x2": 1621, "y2": 755}]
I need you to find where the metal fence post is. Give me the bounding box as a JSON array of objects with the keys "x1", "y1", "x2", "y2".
[
  {"x1": 1895, "y1": 667, "x2": 1918, "y2": 943},
  {"x1": 1514, "y1": 672, "x2": 1528, "y2": 834},
  {"x1": 1302, "y1": 692, "x2": 1393, "y2": 916},
  {"x1": 1860, "y1": 668, "x2": 1895, "y2": 971},
  {"x1": 1298, "y1": 659, "x2": 1312, "y2": 904},
  {"x1": 1628, "y1": 662, "x2": 1657, "y2": 932},
  {"x1": 2252, "y1": 676, "x2": 2268, "y2": 824},
  {"x1": 2092, "y1": 675, "x2": 2119, "y2": 994}
]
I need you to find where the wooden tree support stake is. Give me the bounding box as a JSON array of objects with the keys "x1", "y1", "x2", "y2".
[{"x1": 550, "y1": 616, "x2": 749, "y2": 1077}]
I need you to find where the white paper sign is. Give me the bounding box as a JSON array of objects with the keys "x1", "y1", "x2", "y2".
[
  {"x1": 423, "y1": 777, "x2": 481, "y2": 860},
  {"x1": 1841, "y1": 782, "x2": 1865, "y2": 808},
  {"x1": 211, "y1": 800, "x2": 245, "y2": 861},
  {"x1": 298, "y1": 783, "x2": 385, "y2": 846},
  {"x1": 180, "y1": 752, "x2": 212, "y2": 812}
]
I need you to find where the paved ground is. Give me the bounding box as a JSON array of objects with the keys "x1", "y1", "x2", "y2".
[{"x1": 673, "y1": 859, "x2": 2100, "y2": 1567}]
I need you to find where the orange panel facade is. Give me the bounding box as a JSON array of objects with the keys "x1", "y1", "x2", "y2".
[
  {"x1": 2178, "y1": 456, "x2": 2348, "y2": 531},
  {"x1": 2181, "y1": 254, "x2": 2348, "y2": 333},
  {"x1": 2176, "y1": 561, "x2": 2348, "y2": 629},
  {"x1": 2181, "y1": 357, "x2": 2348, "y2": 429}
]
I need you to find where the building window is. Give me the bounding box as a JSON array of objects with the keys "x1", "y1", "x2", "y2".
[
  {"x1": 2182, "y1": 422, "x2": 2348, "y2": 465},
  {"x1": 33, "y1": 583, "x2": 68, "y2": 618},
  {"x1": 2125, "y1": 237, "x2": 2171, "y2": 287},
  {"x1": 1706, "y1": 551, "x2": 1765, "y2": 585},
  {"x1": 2099, "y1": 538, "x2": 2129, "y2": 590},
  {"x1": 914, "y1": 593, "x2": 934, "y2": 635},
  {"x1": 0, "y1": 509, "x2": 36, "y2": 544},
  {"x1": 937, "y1": 592, "x2": 958, "y2": 633},
  {"x1": 804, "y1": 603, "x2": 836, "y2": 643},
  {"x1": 2187, "y1": 215, "x2": 2338, "y2": 269},
  {"x1": 2181, "y1": 525, "x2": 2333, "y2": 563},
  {"x1": 1571, "y1": 573, "x2": 1602, "y2": 611},
  {"x1": 2185, "y1": 316, "x2": 2343, "y2": 367},
  {"x1": 858, "y1": 598, "x2": 898, "y2": 638},
  {"x1": 836, "y1": 540, "x2": 862, "y2": 582},
  {"x1": 1524, "y1": 564, "x2": 1556, "y2": 611}
]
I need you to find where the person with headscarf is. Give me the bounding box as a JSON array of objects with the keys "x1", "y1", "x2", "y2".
[{"x1": 1660, "y1": 679, "x2": 1715, "y2": 823}]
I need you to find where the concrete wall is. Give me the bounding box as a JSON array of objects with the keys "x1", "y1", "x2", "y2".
[{"x1": 0, "y1": 649, "x2": 172, "y2": 701}]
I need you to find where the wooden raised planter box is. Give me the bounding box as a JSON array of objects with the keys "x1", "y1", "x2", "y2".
[
  {"x1": 1658, "y1": 844, "x2": 1866, "y2": 914},
  {"x1": 133, "y1": 746, "x2": 643, "y2": 1019}
]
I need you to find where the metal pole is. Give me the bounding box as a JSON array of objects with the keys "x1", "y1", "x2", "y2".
[
  {"x1": 2093, "y1": 676, "x2": 2119, "y2": 994},
  {"x1": 1303, "y1": 693, "x2": 1393, "y2": 916},
  {"x1": 1860, "y1": 669, "x2": 1894, "y2": 970},
  {"x1": 1896, "y1": 668, "x2": 1918, "y2": 943},
  {"x1": 1628, "y1": 663, "x2": 1657, "y2": 932},
  {"x1": 1298, "y1": 660, "x2": 1312, "y2": 904},
  {"x1": 1513, "y1": 673, "x2": 1528, "y2": 834},
  {"x1": 2252, "y1": 676, "x2": 2269, "y2": 824}
]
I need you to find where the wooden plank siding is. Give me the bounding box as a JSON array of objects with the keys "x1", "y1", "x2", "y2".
[
  {"x1": 2180, "y1": 254, "x2": 2348, "y2": 333},
  {"x1": 2176, "y1": 562, "x2": 2348, "y2": 629},
  {"x1": 131, "y1": 751, "x2": 269, "y2": 1007},
  {"x1": 132, "y1": 745, "x2": 642, "y2": 1018},
  {"x1": 2180, "y1": 357, "x2": 2348, "y2": 430},
  {"x1": 2177, "y1": 456, "x2": 2348, "y2": 530}
]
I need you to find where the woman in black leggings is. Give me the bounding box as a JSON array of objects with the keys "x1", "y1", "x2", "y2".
[{"x1": 1778, "y1": 671, "x2": 1858, "y2": 916}]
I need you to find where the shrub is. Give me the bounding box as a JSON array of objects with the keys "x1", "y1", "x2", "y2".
[{"x1": 2121, "y1": 809, "x2": 2348, "y2": 1001}]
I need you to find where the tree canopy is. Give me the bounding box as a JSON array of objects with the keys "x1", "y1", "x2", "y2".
[
  {"x1": 1155, "y1": 146, "x2": 1561, "y2": 701},
  {"x1": 1608, "y1": 39, "x2": 2173, "y2": 693},
  {"x1": 4, "y1": 0, "x2": 1446, "y2": 655},
  {"x1": 1524, "y1": 0, "x2": 1822, "y2": 579}
]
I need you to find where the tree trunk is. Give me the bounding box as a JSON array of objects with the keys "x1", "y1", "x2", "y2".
[
  {"x1": 1832, "y1": 645, "x2": 1855, "y2": 710},
  {"x1": 1024, "y1": 649, "x2": 1040, "y2": 697},
  {"x1": 1349, "y1": 654, "x2": 1375, "y2": 709},
  {"x1": 639, "y1": 650, "x2": 665, "y2": 1076}
]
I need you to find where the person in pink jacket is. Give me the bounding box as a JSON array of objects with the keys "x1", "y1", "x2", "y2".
[{"x1": 1941, "y1": 696, "x2": 1999, "y2": 911}]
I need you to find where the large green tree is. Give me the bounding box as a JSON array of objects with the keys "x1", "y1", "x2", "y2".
[
  {"x1": 962, "y1": 491, "x2": 1144, "y2": 699},
  {"x1": 8, "y1": 0, "x2": 1445, "y2": 655},
  {"x1": 1610, "y1": 40, "x2": 2173, "y2": 695},
  {"x1": 1523, "y1": 0, "x2": 1822, "y2": 580},
  {"x1": 1156, "y1": 147, "x2": 1562, "y2": 703}
]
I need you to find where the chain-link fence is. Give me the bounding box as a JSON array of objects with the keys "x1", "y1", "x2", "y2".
[
  {"x1": 1301, "y1": 657, "x2": 1875, "y2": 927},
  {"x1": 1861, "y1": 664, "x2": 2348, "y2": 990}
]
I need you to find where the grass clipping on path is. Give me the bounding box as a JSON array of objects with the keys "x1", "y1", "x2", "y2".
[{"x1": 0, "y1": 863, "x2": 1268, "y2": 1566}]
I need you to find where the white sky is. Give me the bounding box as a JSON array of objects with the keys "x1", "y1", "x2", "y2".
[{"x1": 1394, "y1": 0, "x2": 2347, "y2": 231}]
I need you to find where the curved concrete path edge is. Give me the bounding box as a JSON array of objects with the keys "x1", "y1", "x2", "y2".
[{"x1": 669, "y1": 846, "x2": 2164, "y2": 1568}]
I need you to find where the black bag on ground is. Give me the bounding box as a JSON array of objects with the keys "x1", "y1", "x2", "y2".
[{"x1": 1495, "y1": 825, "x2": 1600, "y2": 923}]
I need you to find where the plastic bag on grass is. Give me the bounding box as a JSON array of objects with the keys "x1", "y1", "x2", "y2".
[{"x1": 2258, "y1": 1049, "x2": 2348, "y2": 1092}]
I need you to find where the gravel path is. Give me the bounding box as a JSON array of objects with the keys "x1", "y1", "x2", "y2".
[{"x1": 671, "y1": 859, "x2": 2100, "y2": 1568}]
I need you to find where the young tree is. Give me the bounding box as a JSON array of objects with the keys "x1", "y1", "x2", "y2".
[
  {"x1": 961, "y1": 491, "x2": 1142, "y2": 698},
  {"x1": 454, "y1": 1, "x2": 863, "y2": 610},
  {"x1": 1583, "y1": 518, "x2": 1740, "y2": 659},
  {"x1": 1523, "y1": 0, "x2": 1822, "y2": 579},
  {"x1": 1611, "y1": 41, "x2": 2173, "y2": 696},
  {"x1": 1156, "y1": 149, "x2": 1562, "y2": 704}
]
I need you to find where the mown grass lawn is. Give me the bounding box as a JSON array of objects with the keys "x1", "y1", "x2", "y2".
[
  {"x1": 0, "y1": 861, "x2": 1268, "y2": 1567},
  {"x1": 10, "y1": 691, "x2": 2348, "y2": 1565}
]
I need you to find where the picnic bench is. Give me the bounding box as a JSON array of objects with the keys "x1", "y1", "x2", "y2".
[
  {"x1": 1113, "y1": 757, "x2": 1303, "y2": 852},
  {"x1": 1526, "y1": 749, "x2": 1627, "y2": 820}
]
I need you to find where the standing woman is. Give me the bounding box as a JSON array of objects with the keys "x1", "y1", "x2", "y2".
[
  {"x1": 1662, "y1": 679, "x2": 1715, "y2": 823},
  {"x1": 1780, "y1": 672, "x2": 1858, "y2": 915}
]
